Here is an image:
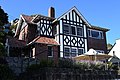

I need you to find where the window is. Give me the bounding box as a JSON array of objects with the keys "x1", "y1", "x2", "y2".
[
  {"x1": 88, "y1": 30, "x2": 91, "y2": 37},
  {"x1": 22, "y1": 33, "x2": 25, "y2": 40},
  {"x1": 91, "y1": 30, "x2": 99, "y2": 38},
  {"x1": 64, "y1": 25, "x2": 70, "y2": 34},
  {"x1": 100, "y1": 32, "x2": 103, "y2": 39},
  {"x1": 96, "y1": 50, "x2": 104, "y2": 53},
  {"x1": 48, "y1": 46, "x2": 53, "y2": 57},
  {"x1": 64, "y1": 47, "x2": 70, "y2": 57},
  {"x1": 71, "y1": 26, "x2": 76, "y2": 35},
  {"x1": 64, "y1": 24, "x2": 83, "y2": 36},
  {"x1": 78, "y1": 49, "x2": 84, "y2": 55},
  {"x1": 77, "y1": 27, "x2": 83, "y2": 36},
  {"x1": 71, "y1": 48, "x2": 77, "y2": 57},
  {"x1": 64, "y1": 47, "x2": 84, "y2": 57},
  {"x1": 88, "y1": 29, "x2": 104, "y2": 39}
]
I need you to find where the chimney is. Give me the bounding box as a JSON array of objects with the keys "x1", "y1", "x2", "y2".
[{"x1": 48, "y1": 7, "x2": 55, "y2": 18}]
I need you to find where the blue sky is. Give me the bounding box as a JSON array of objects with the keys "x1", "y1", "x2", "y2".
[{"x1": 0, "y1": 0, "x2": 120, "y2": 45}]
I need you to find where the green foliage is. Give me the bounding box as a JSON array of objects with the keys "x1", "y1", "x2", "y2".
[
  {"x1": 0, "y1": 64, "x2": 15, "y2": 80},
  {"x1": 74, "y1": 60, "x2": 106, "y2": 70},
  {"x1": 107, "y1": 43, "x2": 113, "y2": 51},
  {"x1": 0, "y1": 43, "x2": 6, "y2": 56},
  {"x1": 26, "y1": 60, "x2": 54, "y2": 72},
  {"x1": 58, "y1": 58, "x2": 73, "y2": 68},
  {"x1": 0, "y1": 6, "x2": 8, "y2": 26}
]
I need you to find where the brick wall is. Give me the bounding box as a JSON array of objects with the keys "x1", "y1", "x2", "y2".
[
  {"x1": 27, "y1": 24, "x2": 37, "y2": 43},
  {"x1": 34, "y1": 43, "x2": 59, "y2": 64}
]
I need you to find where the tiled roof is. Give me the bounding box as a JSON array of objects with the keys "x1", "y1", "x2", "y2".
[
  {"x1": 7, "y1": 36, "x2": 26, "y2": 47},
  {"x1": 29, "y1": 36, "x2": 59, "y2": 45},
  {"x1": 31, "y1": 14, "x2": 55, "y2": 23},
  {"x1": 21, "y1": 14, "x2": 33, "y2": 23},
  {"x1": 91, "y1": 25, "x2": 109, "y2": 32}
]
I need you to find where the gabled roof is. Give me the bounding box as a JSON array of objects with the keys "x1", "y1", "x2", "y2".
[
  {"x1": 57, "y1": 6, "x2": 91, "y2": 27},
  {"x1": 21, "y1": 14, "x2": 33, "y2": 23},
  {"x1": 28, "y1": 36, "x2": 59, "y2": 45},
  {"x1": 31, "y1": 14, "x2": 55, "y2": 23}
]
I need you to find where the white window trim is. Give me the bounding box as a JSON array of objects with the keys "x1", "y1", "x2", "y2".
[
  {"x1": 71, "y1": 25, "x2": 77, "y2": 35},
  {"x1": 88, "y1": 29, "x2": 104, "y2": 39},
  {"x1": 96, "y1": 50, "x2": 104, "y2": 53},
  {"x1": 63, "y1": 24, "x2": 70, "y2": 34},
  {"x1": 64, "y1": 46, "x2": 70, "y2": 58},
  {"x1": 77, "y1": 48, "x2": 84, "y2": 56},
  {"x1": 64, "y1": 24, "x2": 83, "y2": 37},
  {"x1": 77, "y1": 27, "x2": 83, "y2": 37}
]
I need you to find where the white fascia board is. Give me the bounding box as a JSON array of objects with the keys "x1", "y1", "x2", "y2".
[{"x1": 57, "y1": 6, "x2": 91, "y2": 27}]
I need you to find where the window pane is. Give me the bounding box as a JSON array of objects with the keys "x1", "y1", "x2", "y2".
[
  {"x1": 48, "y1": 46, "x2": 53, "y2": 56},
  {"x1": 91, "y1": 31, "x2": 99, "y2": 38},
  {"x1": 64, "y1": 47, "x2": 70, "y2": 57},
  {"x1": 88, "y1": 30, "x2": 91, "y2": 37},
  {"x1": 71, "y1": 48, "x2": 76, "y2": 57},
  {"x1": 78, "y1": 49, "x2": 83, "y2": 55},
  {"x1": 100, "y1": 32, "x2": 103, "y2": 39},
  {"x1": 71, "y1": 27, "x2": 76, "y2": 35},
  {"x1": 64, "y1": 25, "x2": 69, "y2": 34},
  {"x1": 71, "y1": 48, "x2": 76, "y2": 53},
  {"x1": 77, "y1": 27, "x2": 83, "y2": 36}
]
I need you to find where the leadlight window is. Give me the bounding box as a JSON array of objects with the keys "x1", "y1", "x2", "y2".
[
  {"x1": 64, "y1": 25, "x2": 70, "y2": 34},
  {"x1": 88, "y1": 29, "x2": 104, "y2": 39},
  {"x1": 71, "y1": 26, "x2": 76, "y2": 35},
  {"x1": 77, "y1": 27, "x2": 83, "y2": 36},
  {"x1": 78, "y1": 49, "x2": 84, "y2": 55},
  {"x1": 64, "y1": 47, "x2": 70, "y2": 57},
  {"x1": 48, "y1": 46, "x2": 53, "y2": 57},
  {"x1": 64, "y1": 47, "x2": 84, "y2": 57},
  {"x1": 71, "y1": 48, "x2": 77, "y2": 57}
]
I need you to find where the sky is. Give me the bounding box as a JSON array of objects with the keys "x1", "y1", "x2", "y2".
[{"x1": 0, "y1": 0, "x2": 120, "y2": 45}]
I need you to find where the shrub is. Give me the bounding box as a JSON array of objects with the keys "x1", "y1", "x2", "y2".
[
  {"x1": 58, "y1": 58, "x2": 73, "y2": 68},
  {"x1": 0, "y1": 64, "x2": 15, "y2": 80}
]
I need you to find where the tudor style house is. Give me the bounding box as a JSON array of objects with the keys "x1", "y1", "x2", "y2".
[{"x1": 5, "y1": 6, "x2": 109, "y2": 60}]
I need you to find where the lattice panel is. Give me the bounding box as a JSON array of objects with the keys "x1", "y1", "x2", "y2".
[
  {"x1": 78, "y1": 38, "x2": 84, "y2": 47},
  {"x1": 64, "y1": 36, "x2": 70, "y2": 45},
  {"x1": 71, "y1": 36, "x2": 77, "y2": 46},
  {"x1": 38, "y1": 19, "x2": 53, "y2": 36},
  {"x1": 47, "y1": 25, "x2": 52, "y2": 36}
]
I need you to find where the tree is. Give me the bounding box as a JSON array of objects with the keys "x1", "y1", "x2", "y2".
[
  {"x1": 107, "y1": 43, "x2": 113, "y2": 51},
  {"x1": 0, "y1": 6, "x2": 9, "y2": 56},
  {"x1": 0, "y1": 6, "x2": 8, "y2": 27}
]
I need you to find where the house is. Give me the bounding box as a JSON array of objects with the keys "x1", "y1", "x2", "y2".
[
  {"x1": 109, "y1": 39, "x2": 120, "y2": 59},
  {"x1": 5, "y1": 6, "x2": 109, "y2": 61}
]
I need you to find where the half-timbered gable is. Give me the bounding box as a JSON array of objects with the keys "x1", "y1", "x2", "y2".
[
  {"x1": 55, "y1": 6, "x2": 91, "y2": 58},
  {"x1": 31, "y1": 15, "x2": 55, "y2": 38}
]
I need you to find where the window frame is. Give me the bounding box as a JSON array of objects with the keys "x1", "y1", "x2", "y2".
[
  {"x1": 88, "y1": 29, "x2": 104, "y2": 39},
  {"x1": 64, "y1": 47, "x2": 70, "y2": 57},
  {"x1": 77, "y1": 27, "x2": 83, "y2": 37},
  {"x1": 71, "y1": 26, "x2": 76, "y2": 35},
  {"x1": 63, "y1": 24, "x2": 70, "y2": 34},
  {"x1": 78, "y1": 48, "x2": 84, "y2": 56},
  {"x1": 63, "y1": 24, "x2": 84, "y2": 36},
  {"x1": 47, "y1": 45, "x2": 53, "y2": 57}
]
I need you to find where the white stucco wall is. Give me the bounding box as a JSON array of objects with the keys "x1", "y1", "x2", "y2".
[{"x1": 109, "y1": 39, "x2": 120, "y2": 58}]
